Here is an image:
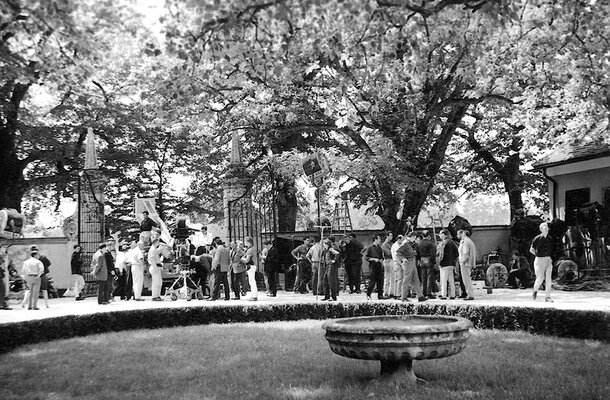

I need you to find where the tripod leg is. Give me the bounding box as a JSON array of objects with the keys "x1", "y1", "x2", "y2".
[{"x1": 164, "y1": 277, "x2": 182, "y2": 300}]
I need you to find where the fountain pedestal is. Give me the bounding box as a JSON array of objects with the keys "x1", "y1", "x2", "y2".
[{"x1": 322, "y1": 315, "x2": 472, "y2": 384}]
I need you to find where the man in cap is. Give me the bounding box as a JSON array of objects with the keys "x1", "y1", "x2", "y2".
[
  {"x1": 21, "y1": 249, "x2": 43, "y2": 310},
  {"x1": 92, "y1": 243, "x2": 109, "y2": 305}
]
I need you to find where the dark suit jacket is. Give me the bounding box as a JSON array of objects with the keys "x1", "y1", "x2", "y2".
[
  {"x1": 92, "y1": 250, "x2": 108, "y2": 281},
  {"x1": 212, "y1": 246, "x2": 231, "y2": 272},
  {"x1": 230, "y1": 248, "x2": 247, "y2": 274}
]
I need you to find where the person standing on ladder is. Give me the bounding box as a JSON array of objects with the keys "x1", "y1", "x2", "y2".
[{"x1": 139, "y1": 210, "x2": 158, "y2": 246}]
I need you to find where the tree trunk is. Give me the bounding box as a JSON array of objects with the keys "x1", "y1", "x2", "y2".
[
  {"x1": 0, "y1": 82, "x2": 31, "y2": 212},
  {"x1": 0, "y1": 169, "x2": 27, "y2": 211},
  {"x1": 502, "y1": 150, "x2": 525, "y2": 222},
  {"x1": 275, "y1": 177, "x2": 298, "y2": 232},
  {"x1": 396, "y1": 106, "x2": 468, "y2": 232}
]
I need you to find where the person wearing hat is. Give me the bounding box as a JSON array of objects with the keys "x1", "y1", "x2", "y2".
[
  {"x1": 128, "y1": 240, "x2": 146, "y2": 301},
  {"x1": 22, "y1": 249, "x2": 44, "y2": 310},
  {"x1": 28, "y1": 245, "x2": 51, "y2": 308},
  {"x1": 92, "y1": 243, "x2": 110, "y2": 304},
  {"x1": 139, "y1": 210, "x2": 159, "y2": 246}
]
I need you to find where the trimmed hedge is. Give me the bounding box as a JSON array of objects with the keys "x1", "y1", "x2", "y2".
[{"x1": 1, "y1": 302, "x2": 608, "y2": 353}]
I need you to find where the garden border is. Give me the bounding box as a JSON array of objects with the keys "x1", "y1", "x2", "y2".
[{"x1": 1, "y1": 302, "x2": 609, "y2": 353}]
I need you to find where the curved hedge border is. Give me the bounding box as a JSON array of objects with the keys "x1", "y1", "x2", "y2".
[{"x1": 1, "y1": 302, "x2": 608, "y2": 353}]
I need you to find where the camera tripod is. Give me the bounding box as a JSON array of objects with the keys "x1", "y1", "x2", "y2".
[{"x1": 164, "y1": 266, "x2": 205, "y2": 301}]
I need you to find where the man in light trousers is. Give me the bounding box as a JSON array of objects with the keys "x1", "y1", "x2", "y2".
[
  {"x1": 457, "y1": 230, "x2": 476, "y2": 301},
  {"x1": 390, "y1": 235, "x2": 404, "y2": 298},
  {"x1": 381, "y1": 231, "x2": 394, "y2": 298},
  {"x1": 530, "y1": 222, "x2": 554, "y2": 302}
]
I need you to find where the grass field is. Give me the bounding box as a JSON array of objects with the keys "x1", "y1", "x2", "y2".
[{"x1": 1, "y1": 320, "x2": 608, "y2": 400}]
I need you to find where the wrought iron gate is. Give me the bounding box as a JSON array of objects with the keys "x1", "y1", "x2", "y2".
[
  {"x1": 227, "y1": 170, "x2": 278, "y2": 271},
  {"x1": 77, "y1": 170, "x2": 105, "y2": 282}
]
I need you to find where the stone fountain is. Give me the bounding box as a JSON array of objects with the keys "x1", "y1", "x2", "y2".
[{"x1": 322, "y1": 315, "x2": 472, "y2": 384}]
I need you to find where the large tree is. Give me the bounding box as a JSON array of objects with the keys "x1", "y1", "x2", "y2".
[
  {"x1": 440, "y1": 0, "x2": 610, "y2": 222},
  {"x1": 159, "y1": 0, "x2": 541, "y2": 233}
]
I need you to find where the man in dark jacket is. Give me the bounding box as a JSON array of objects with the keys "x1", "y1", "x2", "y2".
[
  {"x1": 417, "y1": 231, "x2": 437, "y2": 299},
  {"x1": 71, "y1": 244, "x2": 86, "y2": 300},
  {"x1": 365, "y1": 235, "x2": 385, "y2": 300},
  {"x1": 92, "y1": 243, "x2": 109, "y2": 305},
  {"x1": 343, "y1": 233, "x2": 364, "y2": 294},
  {"x1": 396, "y1": 232, "x2": 426, "y2": 302},
  {"x1": 262, "y1": 240, "x2": 279, "y2": 297},
  {"x1": 437, "y1": 229, "x2": 459, "y2": 299}
]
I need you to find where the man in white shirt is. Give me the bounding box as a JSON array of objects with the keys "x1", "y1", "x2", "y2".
[
  {"x1": 22, "y1": 250, "x2": 44, "y2": 310},
  {"x1": 129, "y1": 240, "x2": 146, "y2": 301},
  {"x1": 390, "y1": 235, "x2": 404, "y2": 298},
  {"x1": 147, "y1": 230, "x2": 164, "y2": 301}
]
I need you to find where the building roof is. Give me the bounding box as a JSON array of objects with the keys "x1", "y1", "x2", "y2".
[{"x1": 533, "y1": 121, "x2": 610, "y2": 169}]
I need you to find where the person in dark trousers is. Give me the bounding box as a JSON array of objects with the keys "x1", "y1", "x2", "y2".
[
  {"x1": 417, "y1": 231, "x2": 437, "y2": 299},
  {"x1": 291, "y1": 237, "x2": 313, "y2": 293},
  {"x1": 320, "y1": 238, "x2": 340, "y2": 301},
  {"x1": 263, "y1": 240, "x2": 279, "y2": 297},
  {"x1": 229, "y1": 241, "x2": 247, "y2": 300},
  {"x1": 209, "y1": 238, "x2": 231, "y2": 301},
  {"x1": 92, "y1": 243, "x2": 109, "y2": 305},
  {"x1": 365, "y1": 235, "x2": 385, "y2": 300},
  {"x1": 343, "y1": 233, "x2": 364, "y2": 294},
  {"x1": 437, "y1": 229, "x2": 458, "y2": 299},
  {"x1": 104, "y1": 239, "x2": 116, "y2": 302}
]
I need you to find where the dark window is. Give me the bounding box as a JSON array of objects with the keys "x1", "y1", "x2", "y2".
[{"x1": 565, "y1": 188, "x2": 590, "y2": 225}]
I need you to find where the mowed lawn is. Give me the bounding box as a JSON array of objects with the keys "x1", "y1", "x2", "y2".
[{"x1": 1, "y1": 319, "x2": 608, "y2": 400}]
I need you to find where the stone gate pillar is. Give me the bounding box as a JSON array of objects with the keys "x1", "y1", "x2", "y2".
[
  {"x1": 77, "y1": 128, "x2": 108, "y2": 281},
  {"x1": 223, "y1": 131, "x2": 252, "y2": 242}
]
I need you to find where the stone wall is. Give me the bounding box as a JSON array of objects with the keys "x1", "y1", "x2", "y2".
[{"x1": 1, "y1": 237, "x2": 74, "y2": 289}]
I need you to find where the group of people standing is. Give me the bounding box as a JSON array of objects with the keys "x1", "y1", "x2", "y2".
[
  {"x1": 288, "y1": 229, "x2": 481, "y2": 303},
  {"x1": 3, "y1": 216, "x2": 556, "y2": 310}
]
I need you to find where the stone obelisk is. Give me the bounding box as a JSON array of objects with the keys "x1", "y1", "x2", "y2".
[
  {"x1": 223, "y1": 131, "x2": 252, "y2": 242},
  {"x1": 78, "y1": 128, "x2": 108, "y2": 280}
]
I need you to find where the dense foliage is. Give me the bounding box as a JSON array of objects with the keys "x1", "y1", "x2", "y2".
[{"x1": 1, "y1": 0, "x2": 609, "y2": 230}]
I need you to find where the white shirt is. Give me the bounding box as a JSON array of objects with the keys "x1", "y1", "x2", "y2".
[
  {"x1": 115, "y1": 251, "x2": 127, "y2": 272},
  {"x1": 22, "y1": 257, "x2": 44, "y2": 276},
  {"x1": 391, "y1": 242, "x2": 402, "y2": 262},
  {"x1": 191, "y1": 232, "x2": 214, "y2": 248},
  {"x1": 128, "y1": 247, "x2": 144, "y2": 267}
]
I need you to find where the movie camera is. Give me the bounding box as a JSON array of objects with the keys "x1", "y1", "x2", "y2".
[{"x1": 164, "y1": 216, "x2": 205, "y2": 301}]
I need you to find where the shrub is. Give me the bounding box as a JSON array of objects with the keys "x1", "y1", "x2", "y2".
[{"x1": 1, "y1": 302, "x2": 608, "y2": 353}]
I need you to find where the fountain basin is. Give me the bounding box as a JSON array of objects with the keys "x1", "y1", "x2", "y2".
[{"x1": 322, "y1": 315, "x2": 472, "y2": 383}]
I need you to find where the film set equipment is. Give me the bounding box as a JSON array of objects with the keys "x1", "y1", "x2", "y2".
[
  {"x1": 164, "y1": 217, "x2": 205, "y2": 301},
  {"x1": 170, "y1": 216, "x2": 195, "y2": 240}
]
